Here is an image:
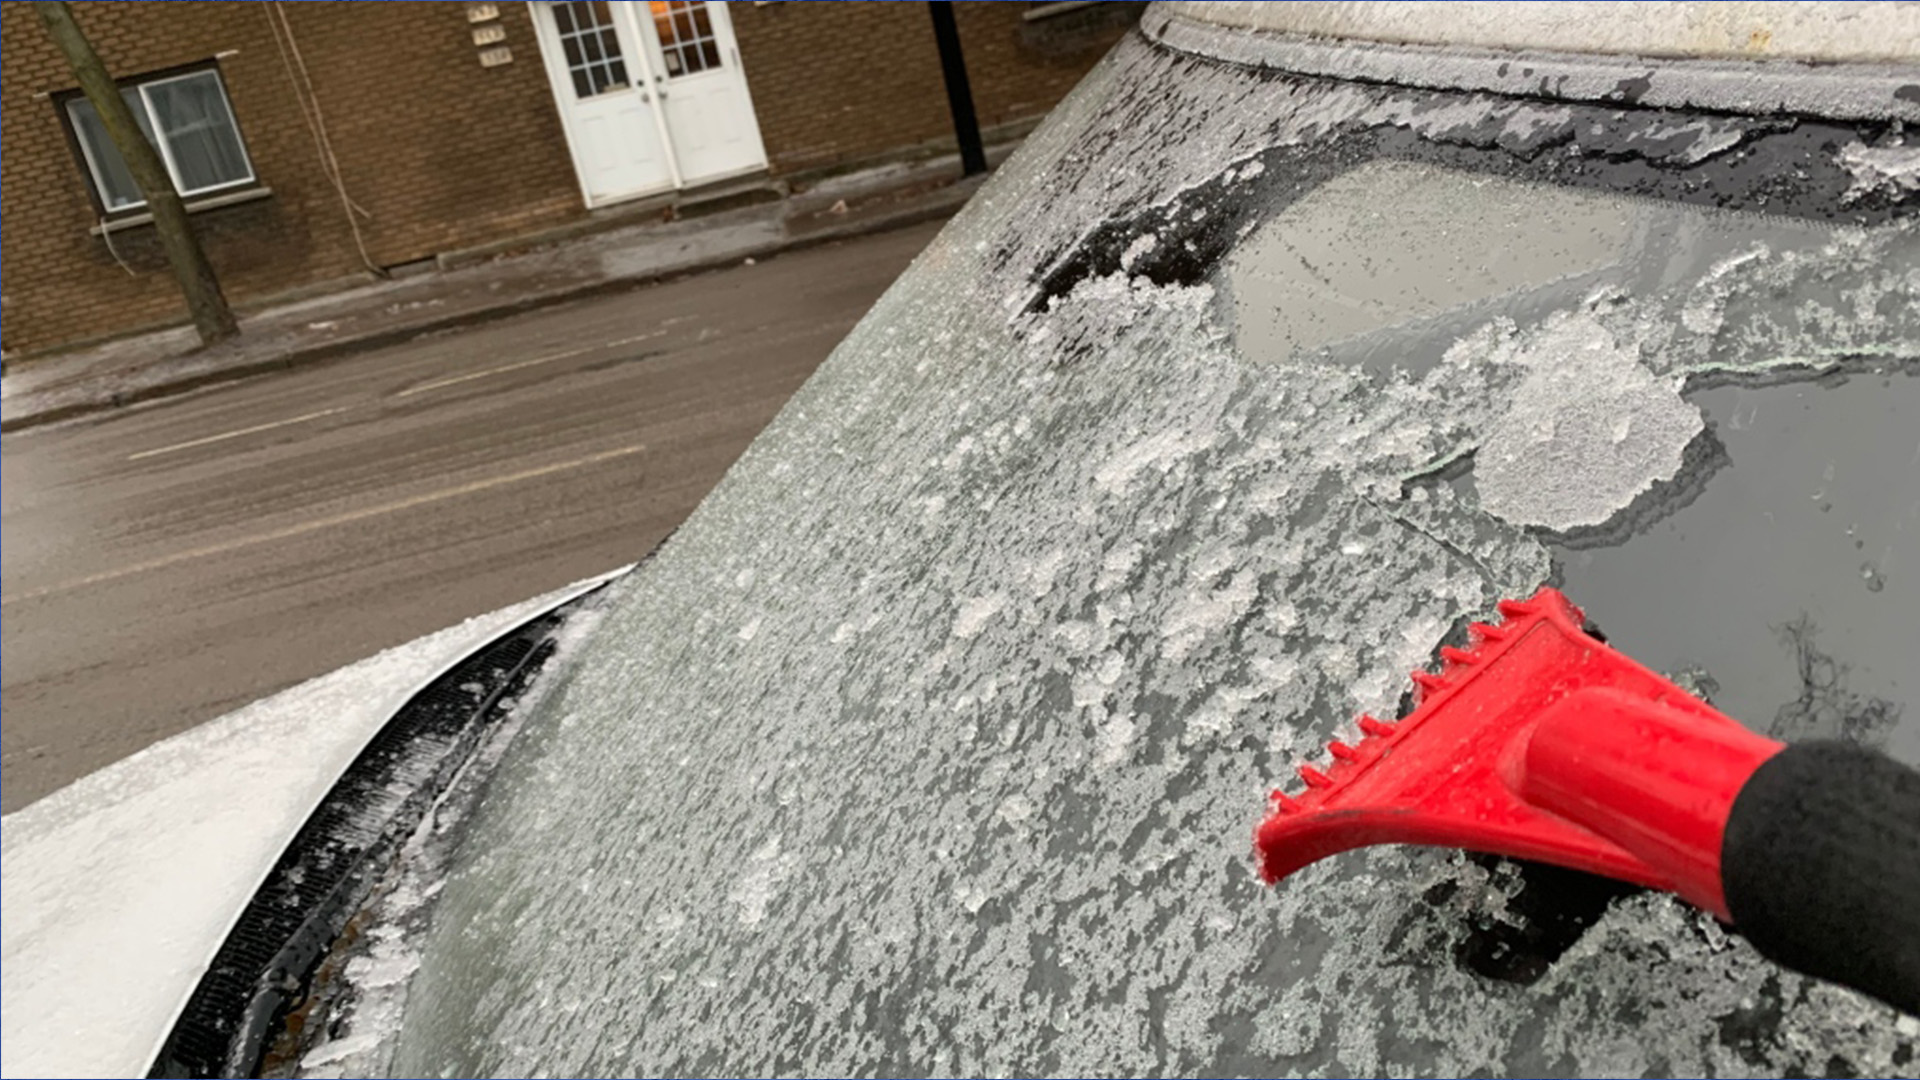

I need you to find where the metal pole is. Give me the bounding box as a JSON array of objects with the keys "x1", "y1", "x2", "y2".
[{"x1": 927, "y1": 2, "x2": 987, "y2": 177}]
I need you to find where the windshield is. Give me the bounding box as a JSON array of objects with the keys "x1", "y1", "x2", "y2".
[{"x1": 367, "y1": 29, "x2": 1916, "y2": 1080}]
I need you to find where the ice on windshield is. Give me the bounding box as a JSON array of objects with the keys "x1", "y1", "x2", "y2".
[
  {"x1": 383, "y1": 33, "x2": 1917, "y2": 1080},
  {"x1": 1841, "y1": 139, "x2": 1920, "y2": 201},
  {"x1": 1468, "y1": 311, "x2": 1705, "y2": 529},
  {"x1": 292, "y1": 604, "x2": 609, "y2": 1080}
]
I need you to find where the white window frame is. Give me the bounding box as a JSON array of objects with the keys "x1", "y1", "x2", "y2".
[{"x1": 66, "y1": 67, "x2": 258, "y2": 215}]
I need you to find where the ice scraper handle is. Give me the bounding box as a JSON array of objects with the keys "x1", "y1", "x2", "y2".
[
  {"x1": 1720, "y1": 745, "x2": 1920, "y2": 1014},
  {"x1": 1721, "y1": 741, "x2": 1920, "y2": 1016},
  {"x1": 1519, "y1": 692, "x2": 1920, "y2": 1015}
]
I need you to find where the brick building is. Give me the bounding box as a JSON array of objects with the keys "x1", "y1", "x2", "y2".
[{"x1": 0, "y1": 1, "x2": 1139, "y2": 356}]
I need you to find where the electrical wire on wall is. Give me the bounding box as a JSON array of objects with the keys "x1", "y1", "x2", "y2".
[
  {"x1": 263, "y1": 1, "x2": 385, "y2": 278},
  {"x1": 98, "y1": 219, "x2": 138, "y2": 276}
]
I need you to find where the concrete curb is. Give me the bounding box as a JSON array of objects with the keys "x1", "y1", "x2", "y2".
[{"x1": 2, "y1": 187, "x2": 970, "y2": 434}]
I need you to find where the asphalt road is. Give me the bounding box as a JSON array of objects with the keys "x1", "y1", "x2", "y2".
[{"x1": 0, "y1": 219, "x2": 942, "y2": 812}]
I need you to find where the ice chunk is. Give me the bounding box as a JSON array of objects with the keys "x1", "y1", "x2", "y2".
[
  {"x1": 1158, "y1": 569, "x2": 1258, "y2": 663},
  {"x1": 1839, "y1": 140, "x2": 1920, "y2": 201},
  {"x1": 1474, "y1": 313, "x2": 1703, "y2": 530},
  {"x1": 951, "y1": 593, "x2": 1008, "y2": 639},
  {"x1": 1093, "y1": 426, "x2": 1215, "y2": 496},
  {"x1": 729, "y1": 837, "x2": 792, "y2": 928},
  {"x1": 1119, "y1": 232, "x2": 1159, "y2": 271}
]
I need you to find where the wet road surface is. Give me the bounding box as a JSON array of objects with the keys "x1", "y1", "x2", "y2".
[{"x1": 1, "y1": 220, "x2": 942, "y2": 811}]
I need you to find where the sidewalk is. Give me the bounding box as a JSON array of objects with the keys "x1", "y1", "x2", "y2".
[{"x1": 2, "y1": 153, "x2": 994, "y2": 433}]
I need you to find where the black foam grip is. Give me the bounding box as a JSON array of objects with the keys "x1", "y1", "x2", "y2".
[{"x1": 1722, "y1": 740, "x2": 1920, "y2": 1016}]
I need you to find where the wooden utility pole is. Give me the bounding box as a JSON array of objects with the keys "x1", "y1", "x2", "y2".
[{"x1": 39, "y1": 1, "x2": 239, "y2": 346}]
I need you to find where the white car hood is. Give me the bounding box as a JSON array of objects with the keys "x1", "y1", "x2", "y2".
[{"x1": 0, "y1": 569, "x2": 624, "y2": 1080}]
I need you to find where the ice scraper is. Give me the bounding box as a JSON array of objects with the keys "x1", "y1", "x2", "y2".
[{"x1": 1257, "y1": 587, "x2": 1920, "y2": 1015}]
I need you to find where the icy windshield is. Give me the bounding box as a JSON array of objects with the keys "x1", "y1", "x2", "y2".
[{"x1": 368, "y1": 32, "x2": 1917, "y2": 1080}]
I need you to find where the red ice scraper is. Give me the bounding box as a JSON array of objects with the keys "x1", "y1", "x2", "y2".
[{"x1": 1257, "y1": 587, "x2": 1920, "y2": 1015}]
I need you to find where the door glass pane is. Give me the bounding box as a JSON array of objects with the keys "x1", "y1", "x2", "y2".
[
  {"x1": 65, "y1": 89, "x2": 155, "y2": 211},
  {"x1": 649, "y1": 0, "x2": 720, "y2": 78},
  {"x1": 549, "y1": 0, "x2": 630, "y2": 99},
  {"x1": 143, "y1": 72, "x2": 252, "y2": 194}
]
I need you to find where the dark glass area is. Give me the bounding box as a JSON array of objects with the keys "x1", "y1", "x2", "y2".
[{"x1": 1555, "y1": 367, "x2": 1918, "y2": 765}]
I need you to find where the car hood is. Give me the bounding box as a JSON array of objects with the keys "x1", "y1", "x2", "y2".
[{"x1": 0, "y1": 568, "x2": 625, "y2": 1080}]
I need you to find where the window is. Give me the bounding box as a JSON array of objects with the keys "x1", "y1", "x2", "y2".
[
  {"x1": 1023, "y1": 0, "x2": 1102, "y2": 19},
  {"x1": 64, "y1": 68, "x2": 255, "y2": 214},
  {"x1": 548, "y1": 1, "x2": 630, "y2": 99},
  {"x1": 648, "y1": 1, "x2": 721, "y2": 78}
]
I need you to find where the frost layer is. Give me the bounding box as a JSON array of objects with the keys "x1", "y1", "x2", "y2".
[{"x1": 390, "y1": 34, "x2": 1917, "y2": 1080}]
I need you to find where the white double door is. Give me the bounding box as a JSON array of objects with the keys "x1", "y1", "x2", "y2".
[{"x1": 531, "y1": 1, "x2": 767, "y2": 207}]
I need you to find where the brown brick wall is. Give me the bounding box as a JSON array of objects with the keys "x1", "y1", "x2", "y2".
[
  {"x1": 0, "y1": 0, "x2": 581, "y2": 354},
  {"x1": 2, "y1": 1, "x2": 1135, "y2": 355},
  {"x1": 733, "y1": 1, "x2": 1137, "y2": 176}
]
